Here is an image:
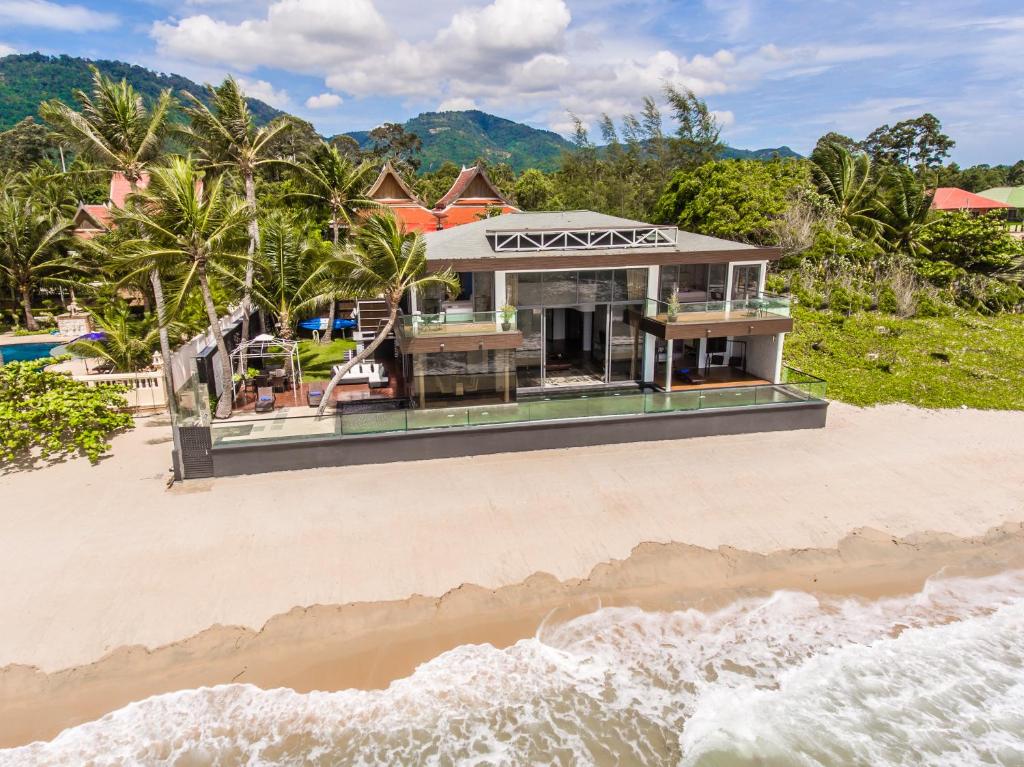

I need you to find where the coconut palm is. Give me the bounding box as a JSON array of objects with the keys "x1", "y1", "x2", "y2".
[
  {"x1": 243, "y1": 212, "x2": 335, "y2": 340},
  {"x1": 0, "y1": 195, "x2": 82, "y2": 330},
  {"x1": 291, "y1": 143, "x2": 379, "y2": 342},
  {"x1": 116, "y1": 158, "x2": 251, "y2": 418},
  {"x1": 810, "y1": 142, "x2": 883, "y2": 241},
  {"x1": 39, "y1": 67, "x2": 177, "y2": 399},
  {"x1": 178, "y1": 76, "x2": 292, "y2": 360},
  {"x1": 69, "y1": 305, "x2": 167, "y2": 373},
  {"x1": 875, "y1": 165, "x2": 935, "y2": 258},
  {"x1": 316, "y1": 212, "x2": 459, "y2": 416}
]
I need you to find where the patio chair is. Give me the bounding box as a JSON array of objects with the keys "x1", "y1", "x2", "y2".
[{"x1": 255, "y1": 386, "x2": 276, "y2": 413}]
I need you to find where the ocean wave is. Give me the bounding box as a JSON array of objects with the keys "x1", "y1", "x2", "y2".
[{"x1": 4, "y1": 571, "x2": 1024, "y2": 766}]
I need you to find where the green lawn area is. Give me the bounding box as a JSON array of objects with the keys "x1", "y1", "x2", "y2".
[
  {"x1": 298, "y1": 338, "x2": 357, "y2": 382},
  {"x1": 784, "y1": 306, "x2": 1024, "y2": 410}
]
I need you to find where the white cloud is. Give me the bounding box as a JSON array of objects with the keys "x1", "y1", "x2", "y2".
[
  {"x1": 0, "y1": 0, "x2": 117, "y2": 30},
  {"x1": 712, "y1": 109, "x2": 735, "y2": 128},
  {"x1": 235, "y1": 77, "x2": 290, "y2": 109},
  {"x1": 438, "y1": 96, "x2": 477, "y2": 111},
  {"x1": 0, "y1": 43, "x2": 16, "y2": 56},
  {"x1": 305, "y1": 92, "x2": 343, "y2": 109}
]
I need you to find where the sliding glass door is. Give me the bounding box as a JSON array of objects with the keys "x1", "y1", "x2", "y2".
[{"x1": 731, "y1": 265, "x2": 762, "y2": 301}]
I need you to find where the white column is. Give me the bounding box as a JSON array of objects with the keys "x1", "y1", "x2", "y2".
[
  {"x1": 409, "y1": 287, "x2": 419, "y2": 314},
  {"x1": 773, "y1": 332, "x2": 785, "y2": 384},
  {"x1": 493, "y1": 271, "x2": 506, "y2": 312},
  {"x1": 664, "y1": 339, "x2": 674, "y2": 390},
  {"x1": 642, "y1": 265, "x2": 659, "y2": 383}
]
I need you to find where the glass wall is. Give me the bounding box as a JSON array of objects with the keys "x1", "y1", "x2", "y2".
[
  {"x1": 608, "y1": 304, "x2": 643, "y2": 382},
  {"x1": 410, "y1": 349, "x2": 516, "y2": 408},
  {"x1": 516, "y1": 308, "x2": 543, "y2": 388},
  {"x1": 659, "y1": 263, "x2": 731, "y2": 303},
  {"x1": 506, "y1": 268, "x2": 648, "y2": 307}
]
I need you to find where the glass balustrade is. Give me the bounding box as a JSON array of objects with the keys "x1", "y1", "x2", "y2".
[
  {"x1": 399, "y1": 311, "x2": 518, "y2": 338},
  {"x1": 206, "y1": 367, "x2": 825, "y2": 447},
  {"x1": 644, "y1": 294, "x2": 791, "y2": 323}
]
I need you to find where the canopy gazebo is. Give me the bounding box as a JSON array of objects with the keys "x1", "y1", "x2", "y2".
[{"x1": 229, "y1": 334, "x2": 302, "y2": 401}]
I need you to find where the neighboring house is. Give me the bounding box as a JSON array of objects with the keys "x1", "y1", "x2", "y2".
[
  {"x1": 396, "y1": 210, "x2": 794, "y2": 408},
  {"x1": 370, "y1": 162, "x2": 519, "y2": 232},
  {"x1": 71, "y1": 172, "x2": 150, "y2": 239},
  {"x1": 930, "y1": 187, "x2": 1013, "y2": 214},
  {"x1": 977, "y1": 186, "x2": 1024, "y2": 222}
]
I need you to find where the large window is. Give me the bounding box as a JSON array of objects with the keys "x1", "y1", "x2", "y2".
[
  {"x1": 411, "y1": 350, "x2": 516, "y2": 408},
  {"x1": 506, "y1": 268, "x2": 648, "y2": 307}
]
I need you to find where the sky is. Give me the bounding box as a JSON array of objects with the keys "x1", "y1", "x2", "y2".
[{"x1": 1, "y1": 0, "x2": 1022, "y2": 165}]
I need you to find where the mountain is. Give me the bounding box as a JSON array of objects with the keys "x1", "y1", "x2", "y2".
[
  {"x1": 720, "y1": 145, "x2": 803, "y2": 161},
  {"x1": 0, "y1": 52, "x2": 285, "y2": 131},
  {"x1": 345, "y1": 109, "x2": 803, "y2": 173},
  {"x1": 345, "y1": 110, "x2": 575, "y2": 173}
]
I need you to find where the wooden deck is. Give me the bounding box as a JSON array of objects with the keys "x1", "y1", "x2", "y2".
[
  {"x1": 233, "y1": 358, "x2": 403, "y2": 414},
  {"x1": 669, "y1": 367, "x2": 769, "y2": 391}
]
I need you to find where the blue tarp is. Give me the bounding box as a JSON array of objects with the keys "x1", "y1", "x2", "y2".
[{"x1": 297, "y1": 317, "x2": 356, "y2": 331}]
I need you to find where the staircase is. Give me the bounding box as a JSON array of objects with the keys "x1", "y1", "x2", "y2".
[{"x1": 355, "y1": 300, "x2": 392, "y2": 341}]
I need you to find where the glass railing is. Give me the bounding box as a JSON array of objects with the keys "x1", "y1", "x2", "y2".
[
  {"x1": 645, "y1": 294, "x2": 791, "y2": 322},
  {"x1": 207, "y1": 367, "x2": 825, "y2": 448},
  {"x1": 399, "y1": 311, "x2": 518, "y2": 337}
]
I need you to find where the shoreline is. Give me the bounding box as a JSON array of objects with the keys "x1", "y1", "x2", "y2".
[{"x1": 3, "y1": 523, "x2": 1023, "y2": 749}]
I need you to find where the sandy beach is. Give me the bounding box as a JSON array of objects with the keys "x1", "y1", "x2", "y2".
[{"x1": 2, "y1": 402, "x2": 1024, "y2": 748}]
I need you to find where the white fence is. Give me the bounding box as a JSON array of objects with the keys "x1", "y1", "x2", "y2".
[
  {"x1": 73, "y1": 371, "x2": 167, "y2": 411},
  {"x1": 169, "y1": 305, "x2": 249, "y2": 392}
]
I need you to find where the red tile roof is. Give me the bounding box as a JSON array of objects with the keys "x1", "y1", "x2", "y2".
[
  {"x1": 931, "y1": 187, "x2": 1012, "y2": 212},
  {"x1": 434, "y1": 165, "x2": 516, "y2": 210},
  {"x1": 365, "y1": 163, "x2": 441, "y2": 232},
  {"x1": 72, "y1": 204, "x2": 113, "y2": 239}
]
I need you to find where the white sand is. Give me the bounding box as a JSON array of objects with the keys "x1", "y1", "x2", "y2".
[{"x1": 1, "y1": 403, "x2": 1023, "y2": 672}]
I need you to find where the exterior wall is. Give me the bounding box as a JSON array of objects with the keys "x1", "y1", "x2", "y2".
[
  {"x1": 745, "y1": 333, "x2": 785, "y2": 382},
  {"x1": 207, "y1": 400, "x2": 828, "y2": 478}
]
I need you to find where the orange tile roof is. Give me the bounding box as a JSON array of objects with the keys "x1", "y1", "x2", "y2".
[{"x1": 109, "y1": 172, "x2": 150, "y2": 208}]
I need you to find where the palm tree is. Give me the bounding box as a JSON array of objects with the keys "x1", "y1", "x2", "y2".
[
  {"x1": 245, "y1": 212, "x2": 335, "y2": 339},
  {"x1": 876, "y1": 165, "x2": 935, "y2": 258},
  {"x1": 315, "y1": 212, "x2": 459, "y2": 416},
  {"x1": 291, "y1": 143, "x2": 378, "y2": 342},
  {"x1": 69, "y1": 305, "x2": 166, "y2": 373},
  {"x1": 39, "y1": 67, "x2": 176, "y2": 401},
  {"x1": 0, "y1": 195, "x2": 82, "y2": 330},
  {"x1": 117, "y1": 158, "x2": 251, "y2": 419},
  {"x1": 810, "y1": 142, "x2": 883, "y2": 241},
  {"x1": 179, "y1": 76, "x2": 292, "y2": 361}
]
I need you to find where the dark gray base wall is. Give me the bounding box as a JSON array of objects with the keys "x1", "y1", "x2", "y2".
[{"x1": 207, "y1": 401, "x2": 828, "y2": 478}]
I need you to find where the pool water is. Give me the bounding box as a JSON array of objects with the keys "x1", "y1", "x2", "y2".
[{"x1": 0, "y1": 341, "x2": 61, "y2": 364}]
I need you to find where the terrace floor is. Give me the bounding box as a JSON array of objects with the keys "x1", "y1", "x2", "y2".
[{"x1": 669, "y1": 367, "x2": 769, "y2": 391}]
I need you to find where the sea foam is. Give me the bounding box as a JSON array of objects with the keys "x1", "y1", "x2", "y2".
[{"x1": 4, "y1": 571, "x2": 1024, "y2": 766}]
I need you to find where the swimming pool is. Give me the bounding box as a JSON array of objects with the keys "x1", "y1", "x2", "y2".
[{"x1": 0, "y1": 341, "x2": 61, "y2": 364}]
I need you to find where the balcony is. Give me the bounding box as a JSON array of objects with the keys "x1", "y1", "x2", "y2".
[
  {"x1": 639, "y1": 294, "x2": 794, "y2": 340},
  {"x1": 396, "y1": 310, "x2": 523, "y2": 353}
]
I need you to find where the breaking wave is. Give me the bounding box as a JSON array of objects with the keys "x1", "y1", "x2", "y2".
[{"x1": 5, "y1": 571, "x2": 1024, "y2": 766}]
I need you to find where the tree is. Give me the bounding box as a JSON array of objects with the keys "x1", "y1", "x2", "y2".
[
  {"x1": 68, "y1": 305, "x2": 164, "y2": 372},
  {"x1": 652, "y1": 159, "x2": 811, "y2": 244},
  {"x1": 513, "y1": 168, "x2": 557, "y2": 210},
  {"x1": 39, "y1": 66, "x2": 176, "y2": 411},
  {"x1": 664, "y1": 85, "x2": 723, "y2": 169},
  {"x1": 367, "y1": 122, "x2": 423, "y2": 173},
  {"x1": 0, "y1": 358, "x2": 133, "y2": 465},
  {"x1": 180, "y1": 76, "x2": 293, "y2": 365},
  {"x1": 0, "y1": 195, "x2": 81, "y2": 330},
  {"x1": 875, "y1": 165, "x2": 934, "y2": 258},
  {"x1": 809, "y1": 142, "x2": 883, "y2": 240},
  {"x1": 920, "y1": 212, "x2": 1023, "y2": 275},
  {"x1": 813, "y1": 131, "x2": 860, "y2": 156},
  {"x1": 116, "y1": 158, "x2": 251, "y2": 418},
  {"x1": 416, "y1": 160, "x2": 461, "y2": 207},
  {"x1": 290, "y1": 143, "x2": 378, "y2": 341},
  {"x1": 0, "y1": 117, "x2": 58, "y2": 172},
  {"x1": 315, "y1": 212, "x2": 458, "y2": 416},
  {"x1": 246, "y1": 212, "x2": 335, "y2": 340},
  {"x1": 861, "y1": 113, "x2": 954, "y2": 169}
]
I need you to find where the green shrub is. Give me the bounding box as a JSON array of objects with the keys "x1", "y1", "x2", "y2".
[
  {"x1": 913, "y1": 291, "x2": 953, "y2": 317},
  {"x1": 765, "y1": 273, "x2": 786, "y2": 293},
  {"x1": 877, "y1": 285, "x2": 899, "y2": 314},
  {"x1": 828, "y1": 285, "x2": 853, "y2": 314},
  {"x1": 0, "y1": 359, "x2": 133, "y2": 465}
]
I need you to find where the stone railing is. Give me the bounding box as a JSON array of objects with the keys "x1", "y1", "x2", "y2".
[{"x1": 73, "y1": 371, "x2": 167, "y2": 411}]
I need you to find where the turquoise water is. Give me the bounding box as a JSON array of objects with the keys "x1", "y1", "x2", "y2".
[{"x1": 0, "y1": 341, "x2": 60, "y2": 364}]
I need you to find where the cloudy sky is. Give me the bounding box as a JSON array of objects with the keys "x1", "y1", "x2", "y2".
[{"x1": 1, "y1": 0, "x2": 1021, "y2": 164}]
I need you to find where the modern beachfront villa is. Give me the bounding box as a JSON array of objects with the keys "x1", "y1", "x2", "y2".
[{"x1": 173, "y1": 200, "x2": 826, "y2": 478}]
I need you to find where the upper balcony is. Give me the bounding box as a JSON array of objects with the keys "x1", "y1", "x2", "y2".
[
  {"x1": 396, "y1": 310, "x2": 524, "y2": 354},
  {"x1": 639, "y1": 294, "x2": 794, "y2": 340}
]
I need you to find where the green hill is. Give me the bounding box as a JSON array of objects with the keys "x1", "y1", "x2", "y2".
[
  {"x1": 0, "y1": 52, "x2": 284, "y2": 130},
  {"x1": 345, "y1": 109, "x2": 802, "y2": 173},
  {"x1": 345, "y1": 110, "x2": 574, "y2": 173}
]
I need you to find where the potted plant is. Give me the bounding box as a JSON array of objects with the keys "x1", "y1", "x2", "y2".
[
  {"x1": 500, "y1": 304, "x2": 516, "y2": 331},
  {"x1": 666, "y1": 295, "x2": 681, "y2": 322}
]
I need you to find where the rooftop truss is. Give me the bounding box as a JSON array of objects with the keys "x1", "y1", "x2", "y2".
[{"x1": 487, "y1": 226, "x2": 678, "y2": 252}]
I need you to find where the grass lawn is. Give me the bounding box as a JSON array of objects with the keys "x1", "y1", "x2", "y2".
[
  {"x1": 298, "y1": 338, "x2": 357, "y2": 382},
  {"x1": 784, "y1": 306, "x2": 1024, "y2": 410}
]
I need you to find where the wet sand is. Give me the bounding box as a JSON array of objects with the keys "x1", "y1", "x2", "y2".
[
  {"x1": 1, "y1": 403, "x2": 1023, "y2": 747},
  {"x1": 2, "y1": 524, "x2": 1023, "y2": 748}
]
